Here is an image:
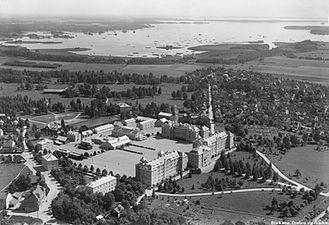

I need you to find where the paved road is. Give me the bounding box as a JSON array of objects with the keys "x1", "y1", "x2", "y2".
[
  {"x1": 155, "y1": 187, "x2": 282, "y2": 197},
  {"x1": 312, "y1": 205, "x2": 329, "y2": 224},
  {"x1": 256, "y1": 150, "x2": 312, "y2": 191},
  {"x1": 8, "y1": 152, "x2": 63, "y2": 224},
  {"x1": 256, "y1": 150, "x2": 329, "y2": 197}
]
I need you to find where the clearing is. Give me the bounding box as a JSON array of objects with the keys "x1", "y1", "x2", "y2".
[{"x1": 267, "y1": 145, "x2": 329, "y2": 191}]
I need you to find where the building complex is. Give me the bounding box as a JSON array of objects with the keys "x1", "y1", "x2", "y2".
[
  {"x1": 86, "y1": 175, "x2": 117, "y2": 195},
  {"x1": 135, "y1": 151, "x2": 188, "y2": 186}
]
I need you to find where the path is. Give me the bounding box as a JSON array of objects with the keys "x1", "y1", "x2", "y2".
[
  {"x1": 312, "y1": 205, "x2": 329, "y2": 224},
  {"x1": 256, "y1": 150, "x2": 329, "y2": 197},
  {"x1": 155, "y1": 187, "x2": 281, "y2": 197},
  {"x1": 256, "y1": 150, "x2": 312, "y2": 191},
  {"x1": 7, "y1": 152, "x2": 63, "y2": 224}
]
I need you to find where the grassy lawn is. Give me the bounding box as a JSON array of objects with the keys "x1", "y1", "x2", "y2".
[
  {"x1": 8, "y1": 215, "x2": 43, "y2": 225},
  {"x1": 226, "y1": 56, "x2": 329, "y2": 85},
  {"x1": 70, "y1": 115, "x2": 120, "y2": 129},
  {"x1": 97, "y1": 82, "x2": 186, "y2": 108},
  {"x1": 0, "y1": 164, "x2": 30, "y2": 191},
  {"x1": 177, "y1": 151, "x2": 274, "y2": 193},
  {"x1": 150, "y1": 191, "x2": 327, "y2": 224},
  {"x1": 267, "y1": 145, "x2": 329, "y2": 191},
  {"x1": 74, "y1": 149, "x2": 151, "y2": 177}
]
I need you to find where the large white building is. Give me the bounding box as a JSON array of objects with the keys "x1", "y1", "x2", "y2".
[
  {"x1": 112, "y1": 126, "x2": 146, "y2": 141},
  {"x1": 86, "y1": 175, "x2": 117, "y2": 195},
  {"x1": 36, "y1": 139, "x2": 53, "y2": 151},
  {"x1": 161, "y1": 122, "x2": 200, "y2": 142},
  {"x1": 204, "y1": 131, "x2": 228, "y2": 156},
  {"x1": 41, "y1": 153, "x2": 58, "y2": 170},
  {"x1": 136, "y1": 116, "x2": 156, "y2": 130},
  {"x1": 93, "y1": 124, "x2": 114, "y2": 134},
  {"x1": 135, "y1": 151, "x2": 188, "y2": 186},
  {"x1": 100, "y1": 136, "x2": 131, "y2": 150},
  {"x1": 67, "y1": 131, "x2": 81, "y2": 142}
]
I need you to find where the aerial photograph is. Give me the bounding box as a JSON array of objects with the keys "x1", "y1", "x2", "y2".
[{"x1": 0, "y1": 0, "x2": 329, "y2": 224}]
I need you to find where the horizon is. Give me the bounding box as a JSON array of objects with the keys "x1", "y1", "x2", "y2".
[{"x1": 1, "y1": 0, "x2": 329, "y2": 19}]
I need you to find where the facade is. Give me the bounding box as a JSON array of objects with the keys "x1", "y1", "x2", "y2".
[
  {"x1": 81, "y1": 130, "x2": 93, "y2": 138},
  {"x1": 41, "y1": 153, "x2": 58, "y2": 170},
  {"x1": 122, "y1": 118, "x2": 136, "y2": 128},
  {"x1": 155, "y1": 118, "x2": 168, "y2": 127},
  {"x1": 43, "y1": 88, "x2": 67, "y2": 94},
  {"x1": 136, "y1": 116, "x2": 156, "y2": 130},
  {"x1": 54, "y1": 136, "x2": 69, "y2": 145},
  {"x1": 178, "y1": 152, "x2": 188, "y2": 171},
  {"x1": 36, "y1": 138, "x2": 53, "y2": 150},
  {"x1": 78, "y1": 140, "x2": 93, "y2": 150},
  {"x1": 86, "y1": 175, "x2": 117, "y2": 195},
  {"x1": 117, "y1": 102, "x2": 131, "y2": 113},
  {"x1": 158, "y1": 112, "x2": 173, "y2": 120},
  {"x1": 226, "y1": 131, "x2": 234, "y2": 149},
  {"x1": 135, "y1": 151, "x2": 187, "y2": 186},
  {"x1": 200, "y1": 126, "x2": 210, "y2": 139},
  {"x1": 187, "y1": 145, "x2": 212, "y2": 169},
  {"x1": 67, "y1": 131, "x2": 81, "y2": 142},
  {"x1": 112, "y1": 126, "x2": 146, "y2": 141},
  {"x1": 204, "y1": 131, "x2": 228, "y2": 156},
  {"x1": 161, "y1": 122, "x2": 200, "y2": 142},
  {"x1": 100, "y1": 136, "x2": 131, "y2": 150},
  {"x1": 93, "y1": 124, "x2": 114, "y2": 134}
]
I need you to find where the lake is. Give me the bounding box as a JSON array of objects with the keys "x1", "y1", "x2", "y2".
[{"x1": 2, "y1": 19, "x2": 329, "y2": 57}]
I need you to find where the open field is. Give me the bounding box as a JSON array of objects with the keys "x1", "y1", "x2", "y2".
[
  {"x1": 177, "y1": 172, "x2": 277, "y2": 194},
  {"x1": 0, "y1": 82, "x2": 93, "y2": 105},
  {"x1": 73, "y1": 149, "x2": 154, "y2": 177},
  {"x1": 150, "y1": 191, "x2": 327, "y2": 224},
  {"x1": 68, "y1": 134, "x2": 192, "y2": 176},
  {"x1": 131, "y1": 136, "x2": 193, "y2": 154},
  {"x1": 267, "y1": 145, "x2": 329, "y2": 191},
  {"x1": 30, "y1": 112, "x2": 80, "y2": 123},
  {"x1": 8, "y1": 215, "x2": 43, "y2": 225},
  {"x1": 0, "y1": 54, "x2": 205, "y2": 76},
  {"x1": 0, "y1": 164, "x2": 30, "y2": 192},
  {"x1": 98, "y1": 82, "x2": 186, "y2": 109},
  {"x1": 120, "y1": 64, "x2": 203, "y2": 77},
  {"x1": 70, "y1": 115, "x2": 120, "y2": 129},
  {"x1": 226, "y1": 56, "x2": 329, "y2": 85}
]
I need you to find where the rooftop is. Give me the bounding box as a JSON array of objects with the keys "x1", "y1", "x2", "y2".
[
  {"x1": 117, "y1": 102, "x2": 131, "y2": 108},
  {"x1": 86, "y1": 175, "x2": 116, "y2": 188},
  {"x1": 42, "y1": 153, "x2": 58, "y2": 162}
]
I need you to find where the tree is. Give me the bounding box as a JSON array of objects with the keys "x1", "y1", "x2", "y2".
[
  {"x1": 27, "y1": 140, "x2": 34, "y2": 151},
  {"x1": 283, "y1": 136, "x2": 291, "y2": 149},
  {"x1": 90, "y1": 165, "x2": 94, "y2": 172},
  {"x1": 295, "y1": 169, "x2": 301, "y2": 178},
  {"x1": 61, "y1": 119, "x2": 67, "y2": 133},
  {"x1": 102, "y1": 192, "x2": 115, "y2": 211},
  {"x1": 313, "y1": 131, "x2": 321, "y2": 142},
  {"x1": 271, "y1": 197, "x2": 278, "y2": 211},
  {"x1": 96, "y1": 168, "x2": 101, "y2": 176},
  {"x1": 32, "y1": 124, "x2": 38, "y2": 133},
  {"x1": 24, "y1": 118, "x2": 30, "y2": 128},
  {"x1": 102, "y1": 169, "x2": 108, "y2": 177},
  {"x1": 34, "y1": 130, "x2": 41, "y2": 140}
]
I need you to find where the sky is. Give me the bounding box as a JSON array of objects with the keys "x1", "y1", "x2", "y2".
[{"x1": 0, "y1": 0, "x2": 329, "y2": 19}]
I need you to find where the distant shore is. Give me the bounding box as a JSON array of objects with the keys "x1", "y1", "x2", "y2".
[{"x1": 284, "y1": 25, "x2": 329, "y2": 35}]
